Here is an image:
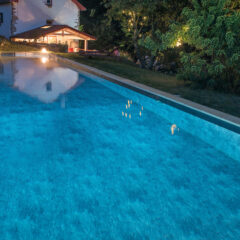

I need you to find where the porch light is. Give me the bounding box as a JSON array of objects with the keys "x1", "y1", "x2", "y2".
[{"x1": 41, "y1": 48, "x2": 48, "y2": 53}]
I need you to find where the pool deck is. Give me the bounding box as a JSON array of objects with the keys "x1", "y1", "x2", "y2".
[{"x1": 54, "y1": 55, "x2": 240, "y2": 132}]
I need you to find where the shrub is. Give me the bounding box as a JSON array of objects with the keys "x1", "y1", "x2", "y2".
[{"x1": 142, "y1": 0, "x2": 240, "y2": 94}]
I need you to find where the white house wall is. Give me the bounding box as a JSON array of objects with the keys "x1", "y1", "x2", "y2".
[
  {"x1": 14, "y1": 0, "x2": 79, "y2": 35},
  {"x1": 0, "y1": 4, "x2": 12, "y2": 38}
]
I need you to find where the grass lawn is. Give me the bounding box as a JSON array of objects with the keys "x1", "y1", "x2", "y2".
[
  {"x1": 0, "y1": 37, "x2": 39, "y2": 52},
  {"x1": 60, "y1": 53, "x2": 240, "y2": 118}
]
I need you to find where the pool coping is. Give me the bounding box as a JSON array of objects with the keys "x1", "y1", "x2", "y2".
[{"x1": 53, "y1": 55, "x2": 240, "y2": 134}]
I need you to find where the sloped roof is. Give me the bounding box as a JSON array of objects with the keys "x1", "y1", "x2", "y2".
[
  {"x1": 0, "y1": 0, "x2": 86, "y2": 10},
  {"x1": 72, "y1": 0, "x2": 86, "y2": 11},
  {"x1": 11, "y1": 25, "x2": 96, "y2": 40}
]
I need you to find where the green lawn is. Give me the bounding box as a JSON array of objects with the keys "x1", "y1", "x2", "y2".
[
  {"x1": 60, "y1": 53, "x2": 240, "y2": 118},
  {"x1": 0, "y1": 37, "x2": 39, "y2": 52}
]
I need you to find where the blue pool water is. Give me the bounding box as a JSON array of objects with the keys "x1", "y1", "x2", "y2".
[{"x1": 0, "y1": 56, "x2": 240, "y2": 240}]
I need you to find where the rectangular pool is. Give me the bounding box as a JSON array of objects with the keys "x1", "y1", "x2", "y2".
[{"x1": 0, "y1": 56, "x2": 239, "y2": 240}]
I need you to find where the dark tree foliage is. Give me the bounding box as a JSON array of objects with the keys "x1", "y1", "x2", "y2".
[
  {"x1": 79, "y1": 0, "x2": 123, "y2": 50},
  {"x1": 142, "y1": 0, "x2": 240, "y2": 93},
  {"x1": 79, "y1": 0, "x2": 240, "y2": 93}
]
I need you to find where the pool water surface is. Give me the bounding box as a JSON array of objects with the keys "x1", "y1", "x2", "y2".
[{"x1": 0, "y1": 56, "x2": 239, "y2": 240}]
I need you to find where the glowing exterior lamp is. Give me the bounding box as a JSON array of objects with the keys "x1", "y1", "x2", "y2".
[
  {"x1": 41, "y1": 48, "x2": 48, "y2": 54},
  {"x1": 176, "y1": 39, "x2": 182, "y2": 47}
]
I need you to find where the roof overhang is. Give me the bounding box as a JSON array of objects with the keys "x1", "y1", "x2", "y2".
[
  {"x1": 72, "y1": 0, "x2": 86, "y2": 11},
  {"x1": 11, "y1": 25, "x2": 96, "y2": 41}
]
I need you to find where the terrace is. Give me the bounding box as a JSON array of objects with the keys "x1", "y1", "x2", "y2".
[{"x1": 11, "y1": 25, "x2": 96, "y2": 52}]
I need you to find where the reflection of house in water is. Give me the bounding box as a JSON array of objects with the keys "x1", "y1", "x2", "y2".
[
  {"x1": 0, "y1": 57, "x2": 84, "y2": 105},
  {"x1": 46, "y1": 81, "x2": 52, "y2": 92}
]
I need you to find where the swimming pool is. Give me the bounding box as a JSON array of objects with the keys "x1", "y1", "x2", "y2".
[{"x1": 0, "y1": 56, "x2": 239, "y2": 240}]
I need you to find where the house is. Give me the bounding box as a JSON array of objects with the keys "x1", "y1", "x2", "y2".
[{"x1": 0, "y1": 0, "x2": 96, "y2": 51}]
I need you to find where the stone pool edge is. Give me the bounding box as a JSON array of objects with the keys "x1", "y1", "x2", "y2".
[{"x1": 55, "y1": 55, "x2": 240, "y2": 133}]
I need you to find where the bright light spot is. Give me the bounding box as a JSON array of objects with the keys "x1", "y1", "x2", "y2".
[
  {"x1": 41, "y1": 48, "x2": 48, "y2": 54},
  {"x1": 41, "y1": 26, "x2": 51, "y2": 29},
  {"x1": 171, "y1": 124, "x2": 177, "y2": 135},
  {"x1": 41, "y1": 57, "x2": 48, "y2": 64},
  {"x1": 183, "y1": 25, "x2": 189, "y2": 32},
  {"x1": 176, "y1": 39, "x2": 182, "y2": 47}
]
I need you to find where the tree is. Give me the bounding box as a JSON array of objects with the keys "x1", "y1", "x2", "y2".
[
  {"x1": 79, "y1": 0, "x2": 190, "y2": 57},
  {"x1": 143, "y1": 0, "x2": 240, "y2": 93},
  {"x1": 79, "y1": 0, "x2": 123, "y2": 50},
  {"x1": 104, "y1": 0, "x2": 158, "y2": 60}
]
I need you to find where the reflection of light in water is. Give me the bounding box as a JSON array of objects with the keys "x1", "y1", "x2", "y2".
[
  {"x1": 171, "y1": 124, "x2": 180, "y2": 135},
  {"x1": 41, "y1": 57, "x2": 48, "y2": 64}
]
